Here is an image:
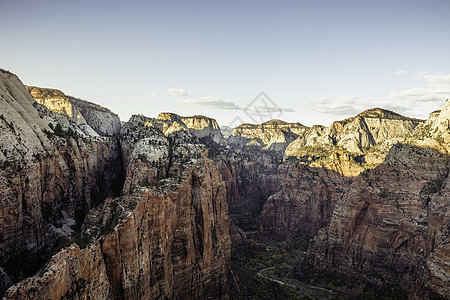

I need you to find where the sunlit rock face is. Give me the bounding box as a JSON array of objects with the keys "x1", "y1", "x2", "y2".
[
  {"x1": 307, "y1": 102, "x2": 450, "y2": 299},
  {"x1": 229, "y1": 119, "x2": 307, "y2": 151},
  {"x1": 26, "y1": 86, "x2": 121, "y2": 136},
  {"x1": 284, "y1": 108, "x2": 424, "y2": 177},
  {"x1": 122, "y1": 112, "x2": 224, "y2": 143}
]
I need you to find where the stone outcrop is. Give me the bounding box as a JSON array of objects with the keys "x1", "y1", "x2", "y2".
[
  {"x1": 157, "y1": 113, "x2": 223, "y2": 143},
  {"x1": 0, "y1": 70, "x2": 125, "y2": 297},
  {"x1": 6, "y1": 122, "x2": 231, "y2": 300},
  {"x1": 284, "y1": 108, "x2": 423, "y2": 176},
  {"x1": 260, "y1": 163, "x2": 351, "y2": 239},
  {"x1": 121, "y1": 113, "x2": 224, "y2": 143},
  {"x1": 69, "y1": 97, "x2": 121, "y2": 136},
  {"x1": 1, "y1": 70, "x2": 231, "y2": 299},
  {"x1": 229, "y1": 119, "x2": 307, "y2": 151},
  {"x1": 26, "y1": 86, "x2": 121, "y2": 136},
  {"x1": 307, "y1": 104, "x2": 450, "y2": 299}
]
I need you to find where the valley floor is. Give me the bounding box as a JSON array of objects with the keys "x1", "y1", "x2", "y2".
[{"x1": 231, "y1": 235, "x2": 406, "y2": 300}]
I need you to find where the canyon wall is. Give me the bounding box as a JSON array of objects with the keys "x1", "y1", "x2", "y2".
[
  {"x1": 1, "y1": 70, "x2": 231, "y2": 299},
  {"x1": 0, "y1": 71, "x2": 124, "y2": 292},
  {"x1": 307, "y1": 104, "x2": 450, "y2": 298}
]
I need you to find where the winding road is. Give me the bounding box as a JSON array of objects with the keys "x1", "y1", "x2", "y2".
[{"x1": 256, "y1": 266, "x2": 336, "y2": 297}]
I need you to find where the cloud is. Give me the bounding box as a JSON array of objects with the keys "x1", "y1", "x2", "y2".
[
  {"x1": 305, "y1": 71, "x2": 450, "y2": 120},
  {"x1": 181, "y1": 96, "x2": 241, "y2": 110},
  {"x1": 394, "y1": 70, "x2": 406, "y2": 76},
  {"x1": 167, "y1": 88, "x2": 187, "y2": 96},
  {"x1": 304, "y1": 96, "x2": 374, "y2": 116},
  {"x1": 150, "y1": 92, "x2": 162, "y2": 97},
  {"x1": 304, "y1": 96, "x2": 416, "y2": 118},
  {"x1": 389, "y1": 72, "x2": 450, "y2": 103},
  {"x1": 245, "y1": 105, "x2": 294, "y2": 114}
]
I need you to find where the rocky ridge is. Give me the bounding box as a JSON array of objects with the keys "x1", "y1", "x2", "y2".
[
  {"x1": 229, "y1": 119, "x2": 307, "y2": 151},
  {"x1": 26, "y1": 86, "x2": 121, "y2": 136},
  {"x1": 6, "y1": 125, "x2": 231, "y2": 299},
  {"x1": 0, "y1": 70, "x2": 125, "y2": 296},
  {"x1": 1, "y1": 70, "x2": 231, "y2": 299},
  {"x1": 121, "y1": 112, "x2": 223, "y2": 143},
  {"x1": 307, "y1": 104, "x2": 450, "y2": 298},
  {"x1": 214, "y1": 105, "x2": 448, "y2": 298}
]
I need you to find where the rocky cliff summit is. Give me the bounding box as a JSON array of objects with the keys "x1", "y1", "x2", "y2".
[
  {"x1": 229, "y1": 119, "x2": 307, "y2": 151},
  {"x1": 121, "y1": 112, "x2": 224, "y2": 143},
  {"x1": 26, "y1": 86, "x2": 121, "y2": 136}
]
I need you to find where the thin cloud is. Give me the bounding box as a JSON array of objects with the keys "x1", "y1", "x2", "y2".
[
  {"x1": 246, "y1": 105, "x2": 294, "y2": 113},
  {"x1": 182, "y1": 96, "x2": 241, "y2": 110},
  {"x1": 305, "y1": 96, "x2": 375, "y2": 116},
  {"x1": 304, "y1": 71, "x2": 450, "y2": 120},
  {"x1": 150, "y1": 92, "x2": 162, "y2": 97},
  {"x1": 167, "y1": 88, "x2": 187, "y2": 96},
  {"x1": 394, "y1": 70, "x2": 407, "y2": 76},
  {"x1": 304, "y1": 96, "x2": 414, "y2": 118},
  {"x1": 389, "y1": 71, "x2": 450, "y2": 103}
]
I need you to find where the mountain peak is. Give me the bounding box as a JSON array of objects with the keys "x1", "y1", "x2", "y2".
[{"x1": 357, "y1": 107, "x2": 423, "y2": 122}]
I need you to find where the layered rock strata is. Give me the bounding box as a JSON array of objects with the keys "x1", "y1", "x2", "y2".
[
  {"x1": 26, "y1": 86, "x2": 121, "y2": 136},
  {"x1": 307, "y1": 104, "x2": 450, "y2": 299},
  {"x1": 0, "y1": 70, "x2": 125, "y2": 296},
  {"x1": 6, "y1": 124, "x2": 231, "y2": 300},
  {"x1": 229, "y1": 119, "x2": 306, "y2": 151},
  {"x1": 1, "y1": 70, "x2": 231, "y2": 299}
]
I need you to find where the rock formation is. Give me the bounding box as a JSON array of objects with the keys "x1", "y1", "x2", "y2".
[
  {"x1": 0, "y1": 69, "x2": 231, "y2": 299},
  {"x1": 213, "y1": 105, "x2": 448, "y2": 299},
  {"x1": 0, "y1": 70, "x2": 124, "y2": 297},
  {"x1": 229, "y1": 119, "x2": 306, "y2": 151},
  {"x1": 6, "y1": 128, "x2": 231, "y2": 299},
  {"x1": 26, "y1": 86, "x2": 121, "y2": 136},
  {"x1": 121, "y1": 112, "x2": 224, "y2": 143},
  {"x1": 307, "y1": 104, "x2": 450, "y2": 299},
  {"x1": 1, "y1": 66, "x2": 449, "y2": 299}
]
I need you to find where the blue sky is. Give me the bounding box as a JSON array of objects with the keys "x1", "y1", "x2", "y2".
[{"x1": 2, "y1": 0, "x2": 450, "y2": 127}]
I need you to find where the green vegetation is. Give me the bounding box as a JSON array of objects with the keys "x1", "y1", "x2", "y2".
[
  {"x1": 231, "y1": 236, "x2": 335, "y2": 299},
  {"x1": 293, "y1": 145, "x2": 335, "y2": 163},
  {"x1": 25, "y1": 86, "x2": 66, "y2": 99},
  {"x1": 232, "y1": 234, "x2": 406, "y2": 299}
]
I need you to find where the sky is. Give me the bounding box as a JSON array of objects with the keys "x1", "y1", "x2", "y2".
[{"x1": 1, "y1": 0, "x2": 450, "y2": 127}]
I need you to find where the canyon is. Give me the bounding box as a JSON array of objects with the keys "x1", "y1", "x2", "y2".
[{"x1": 0, "y1": 68, "x2": 449, "y2": 299}]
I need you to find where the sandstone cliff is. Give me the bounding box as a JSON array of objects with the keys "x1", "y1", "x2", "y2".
[
  {"x1": 210, "y1": 103, "x2": 448, "y2": 299},
  {"x1": 26, "y1": 86, "x2": 121, "y2": 136},
  {"x1": 121, "y1": 112, "x2": 224, "y2": 143},
  {"x1": 0, "y1": 70, "x2": 125, "y2": 297},
  {"x1": 285, "y1": 108, "x2": 423, "y2": 176},
  {"x1": 5, "y1": 123, "x2": 231, "y2": 300},
  {"x1": 307, "y1": 103, "x2": 450, "y2": 299},
  {"x1": 1, "y1": 70, "x2": 231, "y2": 299},
  {"x1": 229, "y1": 119, "x2": 307, "y2": 151}
]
